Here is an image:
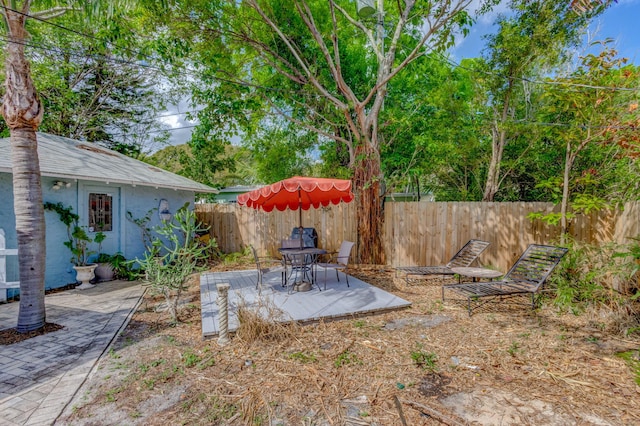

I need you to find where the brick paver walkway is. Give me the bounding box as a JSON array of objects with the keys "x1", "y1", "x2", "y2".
[{"x1": 0, "y1": 281, "x2": 144, "y2": 426}]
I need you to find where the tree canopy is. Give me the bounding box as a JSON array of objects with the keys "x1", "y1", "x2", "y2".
[{"x1": 145, "y1": 0, "x2": 492, "y2": 263}]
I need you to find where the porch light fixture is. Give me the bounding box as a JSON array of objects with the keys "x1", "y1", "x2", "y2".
[
  {"x1": 159, "y1": 199, "x2": 172, "y2": 222},
  {"x1": 52, "y1": 181, "x2": 71, "y2": 190}
]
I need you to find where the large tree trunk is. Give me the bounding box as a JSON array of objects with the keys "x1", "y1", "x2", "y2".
[
  {"x1": 353, "y1": 143, "x2": 384, "y2": 265},
  {"x1": 560, "y1": 143, "x2": 572, "y2": 244},
  {"x1": 483, "y1": 88, "x2": 512, "y2": 202},
  {"x1": 483, "y1": 126, "x2": 506, "y2": 201},
  {"x1": 1, "y1": 2, "x2": 47, "y2": 332}
]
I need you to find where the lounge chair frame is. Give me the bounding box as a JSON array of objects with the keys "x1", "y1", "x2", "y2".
[
  {"x1": 442, "y1": 244, "x2": 568, "y2": 316},
  {"x1": 396, "y1": 239, "x2": 491, "y2": 284}
]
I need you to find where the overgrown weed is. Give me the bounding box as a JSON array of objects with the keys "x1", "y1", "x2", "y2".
[
  {"x1": 410, "y1": 343, "x2": 438, "y2": 370},
  {"x1": 235, "y1": 297, "x2": 298, "y2": 344},
  {"x1": 547, "y1": 238, "x2": 640, "y2": 336},
  {"x1": 617, "y1": 350, "x2": 640, "y2": 386}
]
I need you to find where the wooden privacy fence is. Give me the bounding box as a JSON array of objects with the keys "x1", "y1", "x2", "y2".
[{"x1": 195, "y1": 201, "x2": 640, "y2": 272}]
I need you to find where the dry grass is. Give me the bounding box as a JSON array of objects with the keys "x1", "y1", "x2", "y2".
[
  {"x1": 60, "y1": 261, "x2": 640, "y2": 426},
  {"x1": 235, "y1": 297, "x2": 299, "y2": 343}
]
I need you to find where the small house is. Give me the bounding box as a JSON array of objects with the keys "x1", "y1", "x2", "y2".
[
  {"x1": 212, "y1": 185, "x2": 263, "y2": 203},
  {"x1": 0, "y1": 133, "x2": 217, "y2": 298}
]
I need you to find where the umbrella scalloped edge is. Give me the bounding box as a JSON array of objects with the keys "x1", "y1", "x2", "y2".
[{"x1": 237, "y1": 176, "x2": 354, "y2": 212}]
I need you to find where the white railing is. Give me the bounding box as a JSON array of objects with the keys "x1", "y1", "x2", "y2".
[{"x1": 0, "y1": 228, "x2": 19, "y2": 303}]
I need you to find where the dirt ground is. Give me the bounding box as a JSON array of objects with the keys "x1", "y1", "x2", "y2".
[{"x1": 58, "y1": 261, "x2": 640, "y2": 426}]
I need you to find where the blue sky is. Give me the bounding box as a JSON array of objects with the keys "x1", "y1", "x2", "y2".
[{"x1": 453, "y1": 0, "x2": 640, "y2": 63}]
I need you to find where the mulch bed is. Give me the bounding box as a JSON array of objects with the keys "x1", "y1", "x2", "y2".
[
  {"x1": 0, "y1": 283, "x2": 77, "y2": 344},
  {"x1": 0, "y1": 322, "x2": 64, "y2": 345}
]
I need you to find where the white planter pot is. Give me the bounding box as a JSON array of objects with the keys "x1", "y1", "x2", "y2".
[
  {"x1": 94, "y1": 263, "x2": 115, "y2": 282},
  {"x1": 73, "y1": 264, "x2": 98, "y2": 289}
]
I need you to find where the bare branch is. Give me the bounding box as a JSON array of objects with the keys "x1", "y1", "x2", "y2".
[
  {"x1": 295, "y1": 0, "x2": 358, "y2": 104},
  {"x1": 363, "y1": 0, "x2": 473, "y2": 107},
  {"x1": 32, "y1": 7, "x2": 75, "y2": 20},
  {"x1": 231, "y1": 17, "x2": 308, "y2": 84},
  {"x1": 246, "y1": 0, "x2": 348, "y2": 110},
  {"x1": 329, "y1": 2, "x2": 343, "y2": 88},
  {"x1": 332, "y1": 2, "x2": 380, "y2": 60},
  {"x1": 262, "y1": 94, "x2": 352, "y2": 147}
]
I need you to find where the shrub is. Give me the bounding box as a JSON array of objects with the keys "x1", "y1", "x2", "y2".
[
  {"x1": 135, "y1": 204, "x2": 217, "y2": 323},
  {"x1": 548, "y1": 238, "x2": 640, "y2": 335},
  {"x1": 548, "y1": 240, "x2": 611, "y2": 313}
]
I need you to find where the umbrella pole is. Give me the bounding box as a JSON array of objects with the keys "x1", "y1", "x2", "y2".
[{"x1": 298, "y1": 190, "x2": 303, "y2": 249}]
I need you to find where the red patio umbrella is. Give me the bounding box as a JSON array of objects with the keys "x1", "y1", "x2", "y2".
[{"x1": 237, "y1": 176, "x2": 354, "y2": 247}]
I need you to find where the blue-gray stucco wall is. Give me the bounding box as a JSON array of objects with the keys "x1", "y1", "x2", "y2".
[{"x1": 0, "y1": 172, "x2": 195, "y2": 294}]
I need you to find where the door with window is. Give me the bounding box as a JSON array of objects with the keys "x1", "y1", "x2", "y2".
[{"x1": 84, "y1": 186, "x2": 120, "y2": 256}]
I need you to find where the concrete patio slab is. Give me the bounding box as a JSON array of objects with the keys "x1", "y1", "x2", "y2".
[{"x1": 200, "y1": 268, "x2": 411, "y2": 338}]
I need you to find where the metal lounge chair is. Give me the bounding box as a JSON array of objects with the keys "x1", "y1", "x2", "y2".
[
  {"x1": 317, "y1": 240, "x2": 355, "y2": 290},
  {"x1": 442, "y1": 244, "x2": 568, "y2": 316},
  {"x1": 396, "y1": 239, "x2": 491, "y2": 284}
]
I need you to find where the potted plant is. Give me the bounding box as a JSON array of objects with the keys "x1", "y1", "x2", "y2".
[
  {"x1": 68, "y1": 226, "x2": 105, "y2": 289},
  {"x1": 94, "y1": 252, "x2": 134, "y2": 282},
  {"x1": 44, "y1": 202, "x2": 104, "y2": 289},
  {"x1": 93, "y1": 232, "x2": 114, "y2": 282},
  {"x1": 94, "y1": 253, "x2": 115, "y2": 282}
]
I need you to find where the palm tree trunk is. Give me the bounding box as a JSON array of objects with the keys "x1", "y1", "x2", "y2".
[{"x1": 2, "y1": 1, "x2": 47, "y2": 332}]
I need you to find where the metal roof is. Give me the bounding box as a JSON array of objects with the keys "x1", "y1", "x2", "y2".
[
  {"x1": 0, "y1": 133, "x2": 218, "y2": 193},
  {"x1": 217, "y1": 185, "x2": 263, "y2": 193}
]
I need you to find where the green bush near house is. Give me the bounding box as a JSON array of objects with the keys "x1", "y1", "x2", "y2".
[
  {"x1": 135, "y1": 203, "x2": 217, "y2": 323},
  {"x1": 96, "y1": 252, "x2": 138, "y2": 280},
  {"x1": 44, "y1": 202, "x2": 105, "y2": 266}
]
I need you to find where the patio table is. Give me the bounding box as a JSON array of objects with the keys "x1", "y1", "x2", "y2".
[
  {"x1": 451, "y1": 266, "x2": 503, "y2": 283},
  {"x1": 278, "y1": 247, "x2": 327, "y2": 292}
]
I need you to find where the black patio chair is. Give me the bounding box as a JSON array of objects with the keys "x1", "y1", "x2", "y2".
[
  {"x1": 250, "y1": 245, "x2": 285, "y2": 293},
  {"x1": 442, "y1": 244, "x2": 568, "y2": 316},
  {"x1": 280, "y1": 238, "x2": 314, "y2": 292},
  {"x1": 316, "y1": 240, "x2": 355, "y2": 290}
]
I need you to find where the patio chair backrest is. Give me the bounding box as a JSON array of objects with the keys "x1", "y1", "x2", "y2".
[
  {"x1": 281, "y1": 238, "x2": 300, "y2": 249},
  {"x1": 250, "y1": 245, "x2": 261, "y2": 266},
  {"x1": 503, "y1": 244, "x2": 568, "y2": 289},
  {"x1": 281, "y1": 238, "x2": 307, "y2": 266},
  {"x1": 446, "y1": 239, "x2": 491, "y2": 268},
  {"x1": 336, "y1": 241, "x2": 355, "y2": 266}
]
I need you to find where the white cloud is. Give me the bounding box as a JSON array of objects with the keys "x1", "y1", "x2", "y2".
[
  {"x1": 471, "y1": 0, "x2": 510, "y2": 25},
  {"x1": 159, "y1": 114, "x2": 182, "y2": 129},
  {"x1": 159, "y1": 98, "x2": 199, "y2": 147}
]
